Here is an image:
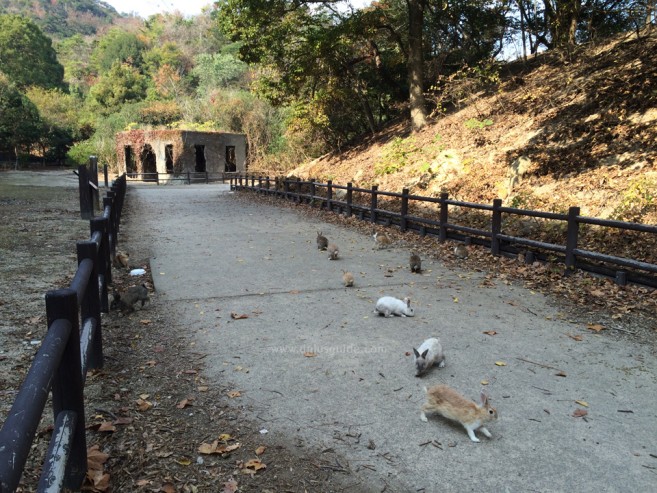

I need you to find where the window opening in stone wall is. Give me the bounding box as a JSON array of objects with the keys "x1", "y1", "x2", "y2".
[
  {"x1": 124, "y1": 146, "x2": 135, "y2": 176},
  {"x1": 141, "y1": 144, "x2": 157, "y2": 181},
  {"x1": 195, "y1": 145, "x2": 206, "y2": 172},
  {"x1": 225, "y1": 146, "x2": 236, "y2": 172},
  {"x1": 165, "y1": 144, "x2": 174, "y2": 173}
]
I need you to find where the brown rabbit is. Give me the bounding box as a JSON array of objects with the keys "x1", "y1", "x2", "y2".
[
  {"x1": 113, "y1": 251, "x2": 130, "y2": 269},
  {"x1": 409, "y1": 252, "x2": 422, "y2": 273},
  {"x1": 317, "y1": 231, "x2": 329, "y2": 251},
  {"x1": 372, "y1": 231, "x2": 392, "y2": 250},
  {"x1": 342, "y1": 270, "x2": 354, "y2": 287},
  {"x1": 111, "y1": 284, "x2": 149, "y2": 314},
  {"x1": 420, "y1": 384, "x2": 497, "y2": 443},
  {"x1": 327, "y1": 243, "x2": 339, "y2": 260}
]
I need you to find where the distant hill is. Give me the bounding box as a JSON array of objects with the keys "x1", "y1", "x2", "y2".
[{"x1": 0, "y1": 0, "x2": 121, "y2": 38}]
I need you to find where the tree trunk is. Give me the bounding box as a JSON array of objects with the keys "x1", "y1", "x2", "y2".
[{"x1": 407, "y1": 0, "x2": 427, "y2": 131}]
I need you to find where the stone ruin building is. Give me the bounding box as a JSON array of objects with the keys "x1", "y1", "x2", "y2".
[{"x1": 115, "y1": 129, "x2": 247, "y2": 180}]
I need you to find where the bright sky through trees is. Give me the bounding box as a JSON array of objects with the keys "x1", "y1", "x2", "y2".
[{"x1": 104, "y1": 0, "x2": 371, "y2": 18}]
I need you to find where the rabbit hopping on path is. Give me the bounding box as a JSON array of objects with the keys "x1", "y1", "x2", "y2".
[{"x1": 420, "y1": 385, "x2": 497, "y2": 443}]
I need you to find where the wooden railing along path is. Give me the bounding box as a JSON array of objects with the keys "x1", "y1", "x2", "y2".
[
  {"x1": 0, "y1": 174, "x2": 126, "y2": 492},
  {"x1": 232, "y1": 175, "x2": 657, "y2": 288}
]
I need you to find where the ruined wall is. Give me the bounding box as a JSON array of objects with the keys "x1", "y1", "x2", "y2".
[{"x1": 115, "y1": 130, "x2": 247, "y2": 177}]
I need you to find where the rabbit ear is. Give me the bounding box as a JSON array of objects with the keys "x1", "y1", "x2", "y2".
[
  {"x1": 480, "y1": 390, "x2": 489, "y2": 406},
  {"x1": 413, "y1": 348, "x2": 420, "y2": 358},
  {"x1": 421, "y1": 349, "x2": 429, "y2": 358},
  {"x1": 405, "y1": 297, "x2": 411, "y2": 307}
]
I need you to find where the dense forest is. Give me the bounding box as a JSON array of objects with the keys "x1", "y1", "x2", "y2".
[{"x1": 0, "y1": 0, "x2": 655, "y2": 172}]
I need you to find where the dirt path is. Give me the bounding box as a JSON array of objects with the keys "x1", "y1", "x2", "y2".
[{"x1": 126, "y1": 183, "x2": 657, "y2": 492}]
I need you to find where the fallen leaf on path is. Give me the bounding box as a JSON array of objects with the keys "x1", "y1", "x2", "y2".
[
  {"x1": 136, "y1": 399, "x2": 152, "y2": 412},
  {"x1": 175, "y1": 458, "x2": 191, "y2": 466},
  {"x1": 587, "y1": 323, "x2": 605, "y2": 332},
  {"x1": 495, "y1": 361, "x2": 507, "y2": 366},
  {"x1": 304, "y1": 351, "x2": 318, "y2": 357},
  {"x1": 222, "y1": 479, "x2": 239, "y2": 493},
  {"x1": 575, "y1": 400, "x2": 589, "y2": 407},
  {"x1": 160, "y1": 483, "x2": 176, "y2": 493},
  {"x1": 198, "y1": 441, "x2": 241, "y2": 455},
  {"x1": 481, "y1": 380, "x2": 489, "y2": 385},
  {"x1": 483, "y1": 330, "x2": 497, "y2": 336},
  {"x1": 242, "y1": 458, "x2": 267, "y2": 475},
  {"x1": 289, "y1": 290, "x2": 300, "y2": 294},
  {"x1": 572, "y1": 408, "x2": 588, "y2": 418},
  {"x1": 255, "y1": 446, "x2": 266, "y2": 455},
  {"x1": 140, "y1": 319, "x2": 151, "y2": 325},
  {"x1": 98, "y1": 421, "x2": 116, "y2": 432},
  {"x1": 230, "y1": 312, "x2": 249, "y2": 319},
  {"x1": 227, "y1": 390, "x2": 241, "y2": 398},
  {"x1": 566, "y1": 334, "x2": 583, "y2": 341},
  {"x1": 176, "y1": 398, "x2": 193, "y2": 409},
  {"x1": 555, "y1": 371, "x2": 567, "y2": 377}
]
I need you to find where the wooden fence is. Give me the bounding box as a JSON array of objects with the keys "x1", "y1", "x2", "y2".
[
  {"x1": 231, "y1": 175, "x2": 657, "y2": 288},
  {"x1": 125, "y1": 171, "x2": 239, "y2": 185},
  {"x1": 0, "y1": 174, "x2": 127, "y2": 493}
]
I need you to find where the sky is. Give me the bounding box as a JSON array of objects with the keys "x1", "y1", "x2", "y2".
[
  {"x1": 103, "y1": 0, "x2": 214, "y2": 18},
  {"x1": 104, "y1": 0, "x2": 371, "y2": 18}
]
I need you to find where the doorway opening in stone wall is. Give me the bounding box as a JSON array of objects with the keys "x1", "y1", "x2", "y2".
[
  {"x1": 141, "y1": 144, "x2": 157, "y2": 181},
  {"x1": 195, "y1": 145, "x2": 206, "y2": 172},
  {"x1": 165, "y1": 144, "x2": 174, "y2": 174},
  {"x1": 125, "y1": 146, "x2": 136, "y2": 177},
  {"x1": 225, "y1": 146, "x2": 236, "y2": 172}
]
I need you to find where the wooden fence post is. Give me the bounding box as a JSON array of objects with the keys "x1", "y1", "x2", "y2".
[
  {"x1": 439, "y1": 192, "x2": 449, "y2": 241},
  {"x1": 284, "y1": 179, "x2": 290, "y2": 200},
  {"x1": 89, "y1": 156, "x2": 100, "y2": 210},
  {"x1": 565, "y1": 206, "x2": 580, "y2": 272},
  {"x1": 45, "y1": 288, "x2": 88, "y2": 489},
  {"x1": 90, "y1": 217, "x2": 110, "y2": 311},
  {"x1": 76, "y1": 240, "x2": 103, "y2": 370},
  {"x1": 266, "y1": 176, "x2": 270, "y2": 192},
  {"x1": 400, "y1": 188, "x2": 409, "y2": 232},
  {"x1": 310, "y1": 179, "x2": 316, "y2": 205},
  {"x1": 346, "y1": 183, "x2": 353, "y2": 217},
  {"x1": 491, "y1": 199, "x2": 502, "y2": 255},
  {"x1": 370, "y1": 185, "x2": 379, "y2": 223},
  {"x1": 78, "y1": 165, "x2": 92, "y2": 219},
  {"x1": 327, "y1": 180, "x2": 333, "y2": 211}
]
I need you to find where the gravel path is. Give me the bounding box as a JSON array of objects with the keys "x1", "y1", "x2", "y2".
[{"x1": 128, "y1": 182, "x2": 657, "y2": 493}]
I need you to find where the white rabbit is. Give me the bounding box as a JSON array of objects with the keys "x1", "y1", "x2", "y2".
[
  {"x1": 413, "y1": 337, "x2": 445, "y2": 376},
  {"x1": 374, "y1": 296, "x2": 414, "y2": 317}
]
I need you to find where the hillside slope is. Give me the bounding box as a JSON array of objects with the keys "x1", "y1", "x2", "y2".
[
  {"x1": 289, "y1": 31, "x2": 657, "y2": 224},
  {"x1": 0, "y1": 0, "x2": 119, "y2": 38}
]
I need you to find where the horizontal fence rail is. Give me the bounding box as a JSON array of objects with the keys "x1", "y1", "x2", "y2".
[
  {"x1": 0, "y1": 170, "x2": 127, "y2": 493},
  {"x1": 125, "y1": 170, "x2": 239, "y2": 185},
  {"x1": 231, "y1": 174, "x2": 657, "y2": 288}
]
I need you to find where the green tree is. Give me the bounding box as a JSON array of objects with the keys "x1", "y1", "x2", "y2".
[
  {"x1": 25, "y1": 86, "x2": 81, "y2": 163},
  {"x1": 0, "y1": 14, "x2": 65, "y2": 89},
  {"x1": 56, "y1": 34, "x2": 94, "y2": 95},
  {"x1": 91, "y1": 27, "x2": 146, "y2": 74},
  {"x1": 192, "y1": 52, "x2": 248, "y2": 94},
  {"x1": 0, "y1": 74, "x2": 42, "y2": 168},
  {"x1": 88, "y1": 61, "x2": 148, "y2": 112}
]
